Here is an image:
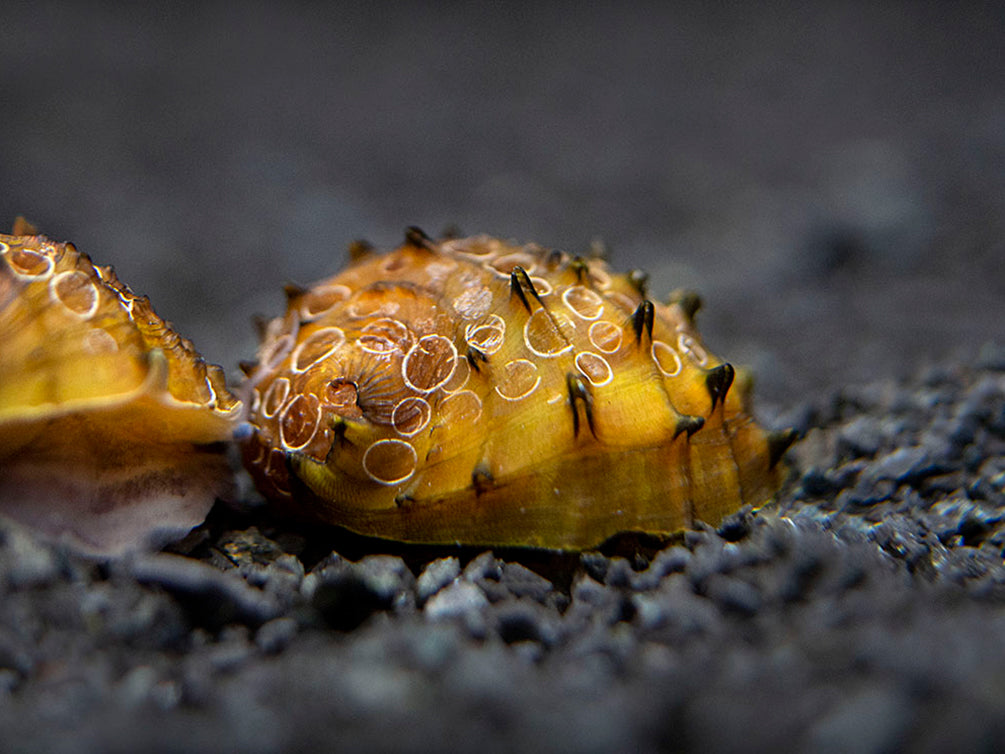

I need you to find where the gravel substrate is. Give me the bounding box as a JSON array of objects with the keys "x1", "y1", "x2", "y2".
[
  {"x1": 2, "y1": 4, "x2": 1003, "y2": 752},
  {"x1": 2, "y1": 351, "x2": 1003, "y2": 753}
]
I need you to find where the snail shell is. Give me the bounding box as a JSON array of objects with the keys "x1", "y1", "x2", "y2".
[
  {"x1": 241, "y1": 230, "x2": 792, "y2": 549},
  {"x1": 0, "y1": 222, "x2": 240, "y2": 554}
]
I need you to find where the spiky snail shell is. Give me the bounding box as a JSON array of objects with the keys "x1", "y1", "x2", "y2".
[{"x1": 241, "y1": 228, "x2": 793, "y2": 550}]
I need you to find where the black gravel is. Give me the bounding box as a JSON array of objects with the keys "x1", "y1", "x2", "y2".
[{"x1": 1, "y1": 356, "x2": 1003, "y2": 753}]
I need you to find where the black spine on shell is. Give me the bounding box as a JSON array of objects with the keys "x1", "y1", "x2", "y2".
[
  {"x1": 404, "y1": 226, "x2": 435, "y2": 250},
  {"x1": 510, "y1": 266, "x2": 542, "y2": 312},
  {"x1": 674, "y1": 415, "x2": 705, "y2": 439},
  {"x1": 632, "y1": 301, "x2": 655, "y2": 344},
  {"x1": 566, "y1": 373, "x2": 597, "y2": 439},
  {"x1": 705, "y1": 363, "x2": 735, "y2": 410}
]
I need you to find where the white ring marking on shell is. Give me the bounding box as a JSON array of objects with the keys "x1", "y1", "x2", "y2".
[
  {"x1": 562, "y1": 285, "x2": 604, "y2": 320},
  {"x1": 392, "y1": 396, "x2": 432, "y2": 437},
  {"x1": 401, "y1": 334, "x2": 458, "y2": 393},
  {"x1": 362, "y1": 439, "x2": 418, "y2": 485},
  {"x1": 588, "y1": 320, "x2": 623, "y2": 353},
  {"x1": 5, "y1": 246, "x2": 55, "y2": 280},
  {"x1": 261, "y1": 377, "x2": 291, "y2": 418},
  {"x1": 677, "y1": 332, "x2": 709, "y2": 367},
  {"x1": 278, "y1": 394, "x2": 322, "y2": 452},
  {"x1": 523, "y1": 309, "x2": 574, "y2": 358},
  {"x1": 299, "y1": 283, "x2": 351, "y2": 320},
  {"x1": 290, "y1": 327, "x2": 347, "y2": 372},
  {"x1": 528, "y1": 276, "x2": 553, "y2": 296},
  {"x1": 494, "y1": 359, "x2": 541, "y2": 401},
  {"x1": 575, "y1": 351, "x2": 614, "y2": 387},
  {"x1": 651, "y1": 340, "x2": 682, "y2": 377},
  {"x1": 465, "y1": 314, "x2": 507, "y2": 355}
]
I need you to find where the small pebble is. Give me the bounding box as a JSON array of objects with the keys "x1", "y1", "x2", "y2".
[
  {"x1": 866, "y1": 447, "x2": 939, "y2": 484},
  {"x1": 417, "y1": 557, "x2": 462, "y2": 603},
  {"x1": 310, "y1": 556, "x2": 413, "y2": 631},
  {"x1": 255, "y1": 616, "x2": 298, "y2": 654},
  {"x1": 128, "y1": 553, "x2": 282, "y2": 629},
  {"x1": 838, "y1": 416, "x2": 883, "y2": 457},
  {"x1": 425, "y1": 579, "x2": 489, "y2": 622},
  {"x1": 703, "y1": 575, "x2": 762, "y2": 617},
  {"x1": 500, "y1": 562, "x2": 553, "y2": 604},
  {"x1": 462, "y1": 551, "x2": 502, "y2": 582}
]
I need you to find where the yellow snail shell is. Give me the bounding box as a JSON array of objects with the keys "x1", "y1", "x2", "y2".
[{"x1": 0, "y1": 221, "x2": 239, "y2": 554}]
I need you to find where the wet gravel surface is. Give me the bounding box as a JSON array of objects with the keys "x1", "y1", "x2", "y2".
[
  {"x1": 2, "y1": 3, "x2": 1004, "y2": 752},
  {"x1": 2, "y1": 355, "x2": 1004, "y2": 753}
]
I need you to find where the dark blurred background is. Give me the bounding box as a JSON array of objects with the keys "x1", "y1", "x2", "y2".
[{"x1": 2, "y1": 1, "x2": 1002, "y2": 411}]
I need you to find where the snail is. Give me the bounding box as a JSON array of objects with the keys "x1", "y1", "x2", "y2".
[
  {"x1": 240, "y1": 229, "x2": 793, "y2": 549},
  {"x1": 0, "y1": 219, "x2": 239, "y2": 554}
]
